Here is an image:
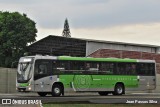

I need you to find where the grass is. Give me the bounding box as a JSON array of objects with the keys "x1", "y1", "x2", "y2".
[{"x1": 43, "y1": 104, "x2": 160, "y2": 107}]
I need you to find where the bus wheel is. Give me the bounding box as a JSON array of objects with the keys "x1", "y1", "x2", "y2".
[
  {"x1": 98, "y1": 92, "x2": 108, "y2": 96},
  {"x1": 37, "y1": 92, "x2": 47, "y2": 97},
  {"x1": 52, "y1": 84, "x2": 62, "y2": 97},
  {"x1": 113, "y1": 84, "x2": 124, "y2": 95}
]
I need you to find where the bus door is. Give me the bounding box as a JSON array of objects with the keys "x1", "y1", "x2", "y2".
[{"x1": 34, "y1": 59, "x2": 52, "y2": 92}]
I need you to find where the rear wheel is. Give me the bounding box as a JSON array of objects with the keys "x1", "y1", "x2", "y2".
[
  {"x1": 113, "y1": 84, "x2": 124, "y2": 95},
  {"x1": 52, "y1": 84, "x2": 62, "y2": 97},
  {"x1": 98, "y1": 92, "x2": 108, "y2": 96},
  {"x1": 37, "y1": 92, "x2": 47, "y2": 97}
]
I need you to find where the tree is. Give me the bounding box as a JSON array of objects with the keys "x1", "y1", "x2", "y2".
[{"x1": 0, "y1": 11, "x2": 37, "y2": 68}]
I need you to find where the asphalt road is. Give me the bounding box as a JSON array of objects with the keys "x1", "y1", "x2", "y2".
[{"x1": 1, "y1": 93, "x2": 160, "y2": 104}]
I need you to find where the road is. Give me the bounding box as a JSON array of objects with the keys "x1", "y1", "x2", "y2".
[{"x1": 0, "y1": 93, "x2": 160, "y2": 104}]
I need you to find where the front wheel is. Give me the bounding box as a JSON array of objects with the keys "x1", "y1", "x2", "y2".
[
  {"x1": 37, "y1": 92, "x2": 47, "y2": 97},
  {"x1": 113, "y1": 84, "x2": 124, "y2": 95},
  {"x1": 98, "y1": 92, "x2": 108, "y2": 96},
  {"x1": 52, "y1": 84, "x2": 62, "y2": 97}
]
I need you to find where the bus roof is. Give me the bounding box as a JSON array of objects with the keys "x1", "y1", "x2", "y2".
[
  {"x1": 58, "y1": 56, "x2": 136, "y2": 62},
  {"x1": 58, "y1": 56, "x2": 155, "y2": 63},
  {"x1": 21, "y1": 55, "x2": 155, "y2": 63}
]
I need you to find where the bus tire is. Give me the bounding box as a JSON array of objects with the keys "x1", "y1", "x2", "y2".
[
  {"x1": 52, "y1": 84, "x2": 62, "y2": 97},
  {"x1": 37, "y1": 92, "x2": 47, "y2": 97},
  {"x1": 98, "y1": 92, "x2": 108, "y2": 96},
  {"x1": 113, "y1": 83, "x2": 124, "y2": 95}
]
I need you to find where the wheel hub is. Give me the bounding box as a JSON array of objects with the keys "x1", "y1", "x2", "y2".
[
  {"x1": 54, "y1": 87, "x2": 60, "y2": 94},
  {"x1": 117, "y1": 87, "x2": 123, "y2": 94}
]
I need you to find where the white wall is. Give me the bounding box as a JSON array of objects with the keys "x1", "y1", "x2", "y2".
[{"x1": 86, "y1": 41, "x2": 156, "y2": 56}]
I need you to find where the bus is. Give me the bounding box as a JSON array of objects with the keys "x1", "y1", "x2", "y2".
[{"x1": 16, "y1": 55, "x2": 156, "y2": 96}]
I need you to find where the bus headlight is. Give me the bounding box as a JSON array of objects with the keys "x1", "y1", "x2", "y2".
[{"x1": 28, "y1": 87, "x2": 31, "y2": 90}]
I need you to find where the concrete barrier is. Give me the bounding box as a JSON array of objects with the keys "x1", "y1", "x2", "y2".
[{"x1": 0, "y1": 67, "x2": 17, "y2": 93}]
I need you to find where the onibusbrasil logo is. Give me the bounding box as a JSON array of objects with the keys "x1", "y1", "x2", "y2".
[{"x1": 2, "y1": 99, "x2": 42, "y2": 106}]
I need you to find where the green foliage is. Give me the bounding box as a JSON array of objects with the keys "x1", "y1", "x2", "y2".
[{"x1": 0, "y1": 11, "x2": 37, "y2": 68}]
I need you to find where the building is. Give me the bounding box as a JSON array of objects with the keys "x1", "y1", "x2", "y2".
[
  {"x1": 28, "y1": 35, "x2": 160, "y2": 74},
  {"x1": 28, "y1": 35, "x2": 86, "y2": 56}
]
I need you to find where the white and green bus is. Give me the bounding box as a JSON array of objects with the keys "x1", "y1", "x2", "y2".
[{"x1": 16, "y1": 55, "x2": 156, "y2": 96}]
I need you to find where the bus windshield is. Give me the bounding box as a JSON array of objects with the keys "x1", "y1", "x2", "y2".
[{"x1": 17, "y1": 62, "x2": 33, "y2": 83}]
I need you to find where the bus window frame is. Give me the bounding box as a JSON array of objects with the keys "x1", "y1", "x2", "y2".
[{"x1": 34, "y1": 59, "x2": 53, "y2": 80}]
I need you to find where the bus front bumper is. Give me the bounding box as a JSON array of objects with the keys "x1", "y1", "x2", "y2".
[{"x1": 16, "y1": 86, "x2": 32, "y2": 92}]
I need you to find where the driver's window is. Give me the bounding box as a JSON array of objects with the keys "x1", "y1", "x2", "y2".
[
  {"x1": 34, "y1": 59, "x2": 52, "y2": 80},
  {"x1": 38, "y1": 64, "x2": 47, "y2": 74}
]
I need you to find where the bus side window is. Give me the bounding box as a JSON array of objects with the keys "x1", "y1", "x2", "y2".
[
  {"x1": 144, "y1": 64, "x2": 149, "y2": 75},
  {"x1": 125, "y1": 64, "x2": 130, "y2": 75},
  {"x1": 149, "y1": 63, "x2": 155, "y2": 75},
  {"x1": 53, "y1": 61, "x2": 66, "y2": 74},
  {"x1": 69, "y1": 61, "x2": 85, "y2": 74},
  {"x1": 145, "y1": 63, "x2": 155, "y2": 76},
  {"x1": 85, "y1": 63, "x2": 90, "y2": 70},
  {"x1": 35, "y1": 60, "x2": 51, "y2": 75},
  {"x1": 99, "y1": 63, "x2": 114, "y2": 74},
  {"x1": 38, "y1": 64, "x2": 47, "y2": 74},
  {"x1": 65, "y1": 61, "x2": 71, "y2": 70},
  {"x1": 137, "y1": 63, "x2": 151, "y2": 76},
  {"x1": 117, "y1": 63, "x2": 125, "y2": 75},
  {"x1": 53, "y1": 61, "x2": 59, "y2": 74},
  {"x1": 34, "y1": 60, "x2": 52, "y2": 80},
  {"x1": 107, "y1": 63, "x2": 114, "y2": 74},
  {"x1": 137, "y1": 64, "x2": 141, "y2": 75},
  {"x1": 130, "y1": 64, "x2": 136, "y2": 75},
  {"x1": 125, "y1": 63, "x2": 136, "y2": 75},
  {"x1": 84, "y1": 62, "x2": 99, "y2": 74}
]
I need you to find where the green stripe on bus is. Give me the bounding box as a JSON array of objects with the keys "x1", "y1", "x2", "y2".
[{"x1": 58, "y1": 56, "x2": 137, "y2": 62}]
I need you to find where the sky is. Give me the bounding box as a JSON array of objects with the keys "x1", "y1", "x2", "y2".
[{"x1": 0, "y1": 0, "x2": 160, "y2": 45}]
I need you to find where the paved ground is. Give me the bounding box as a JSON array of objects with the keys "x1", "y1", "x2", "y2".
[{"x1": 0, "y1": 93, "x2": 160, "y2": 107}]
